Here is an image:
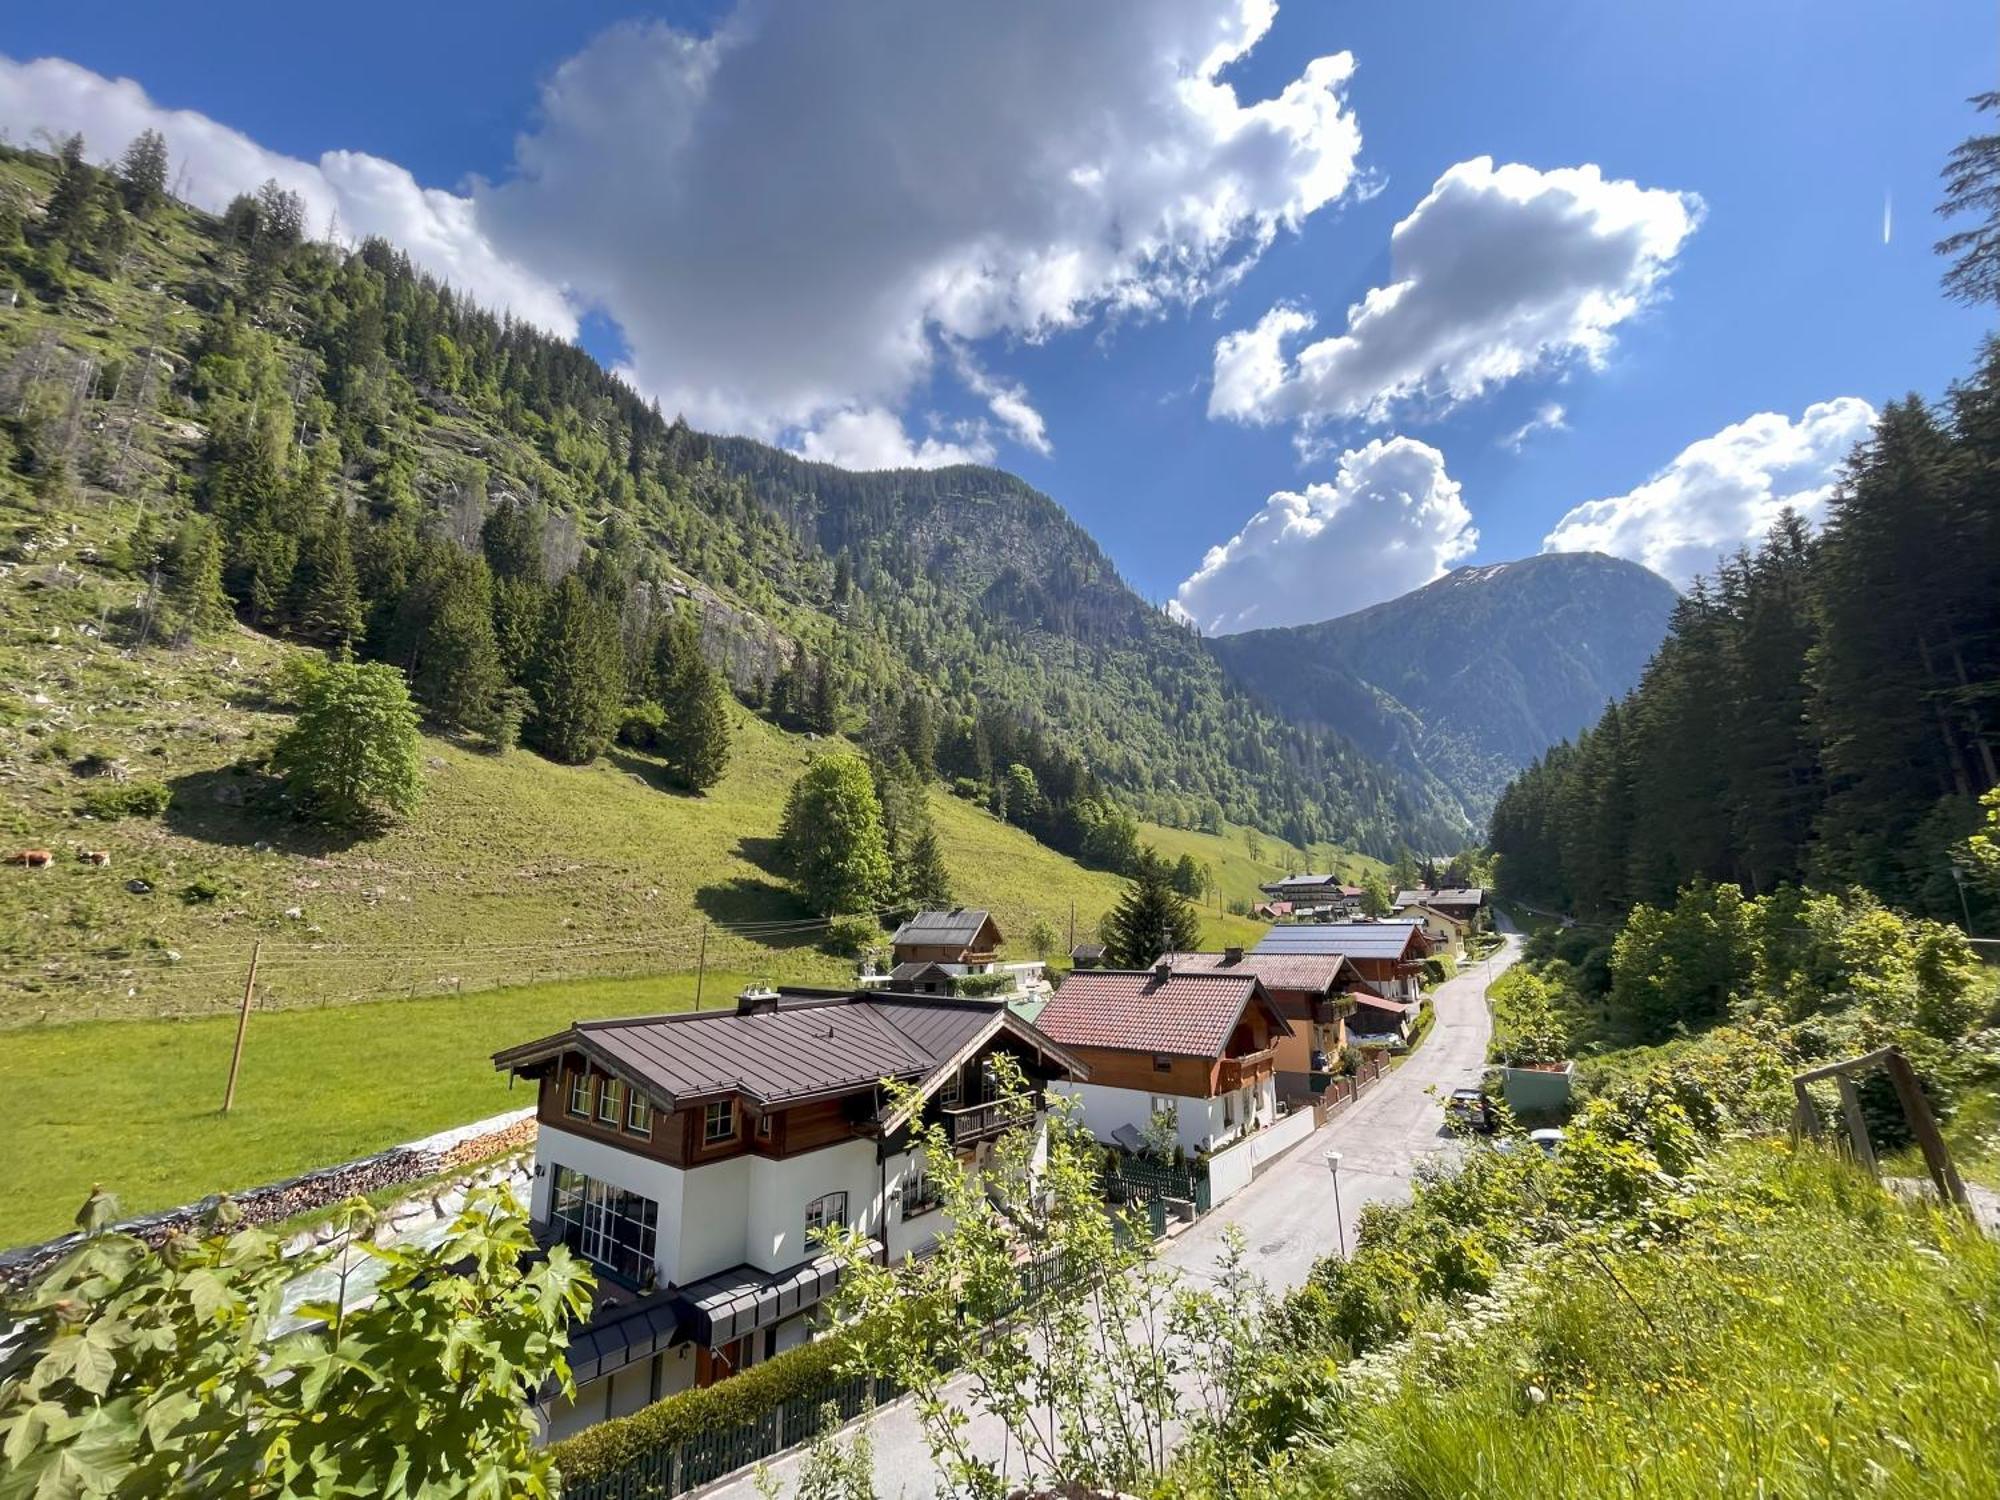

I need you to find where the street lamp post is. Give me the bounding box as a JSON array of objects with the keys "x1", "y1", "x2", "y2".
[
  {"x1": 1949, "y1": 860, "x2": 1974, "y2": 930},
  {"x1": 1323, "y1": 1150, "x2": 1347, "y2": 1258}
]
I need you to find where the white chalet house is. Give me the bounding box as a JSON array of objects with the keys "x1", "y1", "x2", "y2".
[{"x1": 494, "y1": 986, "x2": 1087, "y2": 1440}]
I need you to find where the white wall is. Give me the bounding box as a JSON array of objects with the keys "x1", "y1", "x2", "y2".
[
  {"x1": 1249, "y1": 1106, "x2": 1317, "y2": 1172},
  {"x1": 1057, "y1": 1082, "x2": 1231, "y2": 1154},
  {"x1": 743, "y1": 1141, "x2": 881, "y2": 1273},
  {"x1": 533, "y1": 1123, "x2": 690, "y2": 1287},
  {"x1": 1207, "y1": 1135, "x2": 1256, "y2": 1205}
]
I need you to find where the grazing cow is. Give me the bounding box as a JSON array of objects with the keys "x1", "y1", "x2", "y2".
[
  {"x1": 78, "y1": 849, "x2": 111, "y2": 866},
  {"x1": 7, "y1": 849, "x2": 53, "y2": 868}
]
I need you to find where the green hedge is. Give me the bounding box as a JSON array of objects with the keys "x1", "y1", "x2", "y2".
[
  {"x1": 547, "y1": 1332, "x2": 851, "y2": 1483},
  {"x1": 1421, "y1": 952, "x2": 1458, "y2": 987}
]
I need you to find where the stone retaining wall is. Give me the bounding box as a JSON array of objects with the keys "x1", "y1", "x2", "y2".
[{"x1": 0, "y1": 1108, "x2": 538, "y2": 1293}]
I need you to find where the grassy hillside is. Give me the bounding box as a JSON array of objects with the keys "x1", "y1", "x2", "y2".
[{"x1": 1, "y1": 487, "x2": 1274, "y2": 1026}]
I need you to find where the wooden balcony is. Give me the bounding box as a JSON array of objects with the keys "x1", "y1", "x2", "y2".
[
  {"x1": 1216, "y1": 1047, "x2": 1277, "y2": 1093},
  {"x1": 943, "y1": 1096, "x2": 1034, "y2": 1144}
]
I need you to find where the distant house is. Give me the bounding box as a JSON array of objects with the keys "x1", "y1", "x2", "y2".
[
  {"x1": 493, "y1": 987, "x2": 1086, "y2": 1440},
  {"x1": 1394, "y1": 887, "x2": 1486, "y2": 929},
  {"x1": 884, "y1": 960, "x2": 959, "y2": 996},
  {"x1": 1253, "y1": 921, "x2": 1430, "y2": 1004},
  {"x1": 1068, "y1": 943, "x2": 1106, "y2": 970},
  {"x1": 1347, "y1": 990, "x2": 1419, "y2": 1047},
  {"x1": 1257, "y1": 873, "x2": 1362, "y2": 920},
  {"x1": 1037, "y1": 963, "x2": 1292, "y2": 1155},
  {"x1": 889, "y1": 908, "x2": 1003, "y2": 970},
  {"x1": 1392, "y1": 901, "x2": 1469, "y2": 954},
  {"x1": 1160, "y1": 947, "x2": 1363, "y2": 1096}
]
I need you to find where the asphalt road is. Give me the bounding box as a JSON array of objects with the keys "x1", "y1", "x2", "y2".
[{"x1": 711, "y1": 933, "x2": 1521, "y2": 1497}]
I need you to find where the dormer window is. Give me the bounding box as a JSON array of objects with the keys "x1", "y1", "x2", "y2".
[
  {"x1": 598, "y1": 1077, "x2": 624, "y2": 1125},
  {"x1": 704, "y1": 1099, "x2": 738, "y2": 1144}
]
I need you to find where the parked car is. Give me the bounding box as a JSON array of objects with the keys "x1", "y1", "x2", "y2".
[
  {"x1": 1445, "y1": 1086, "x2": 1497, "y2": 1134},
  {"x1": 1528, "y1": 1127, "x2": 1566, "y2": 1155}
]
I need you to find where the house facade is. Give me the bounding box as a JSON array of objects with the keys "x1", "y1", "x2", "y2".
[
  {"x1": 1393, "y1": 901, "x2": 1469, "y2": 955},
  {"x1": 1159, "y1": 947, "x2": 1362, "y2": 1098},
  {"x1": 493, "y1": 988, "x2": 1085, "y2": 1440},
  {"x1": 1035, "y1": 964, "x2": 1292, "y2": 1155},
  {"x1": 887, "y1": 908, "x2": 1004, "y2": 969},
  {"x1": 1253, "y1": 921, "x2": 1431, "y2": 1004},
  {"x1": 1257, "y1": 873, "x2": 1363, "y2": 921},
  {"x1": 1394, "y1": 887, "x2": 1487, "y2": 930}
]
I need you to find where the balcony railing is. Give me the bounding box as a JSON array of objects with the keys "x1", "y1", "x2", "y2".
[
  {"x1": 943, "y1": 1096, "x2": 1035, "y2": 1144},
  {"x1": 1216, "y1": 1047, "x2": 1277, "y2": 1093}
]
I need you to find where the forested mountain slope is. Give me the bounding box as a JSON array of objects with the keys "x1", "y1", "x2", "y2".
[
  {"x1": 705, "y1": 443, "x2": 1470, "y2": 852},
  {"x1": 1207, "y1": 553, "x2": 1678, "y2": 818},
  {"x1": 1490, "y1": 380, "x2": 2000, "y2": 925},
  {"x1": 0, "y1": 138, "x2": 1465, "y2": 869}
]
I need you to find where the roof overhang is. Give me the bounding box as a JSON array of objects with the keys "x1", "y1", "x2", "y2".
[{"x1": 876, "y1": 1007, "x2": 1092, "y2": 1136}]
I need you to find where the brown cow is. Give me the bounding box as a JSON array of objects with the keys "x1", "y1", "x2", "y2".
[
  {"x1": 78, "y1": 849, "x2": 111, "y2": 866},
  {"x1": 7, "y1": 850, "x2": 53, "y2": 868}
]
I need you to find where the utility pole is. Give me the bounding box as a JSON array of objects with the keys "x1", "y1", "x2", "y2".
[
  {"x1": 221, "y1": 941, "x2": 261, "y2": 1114},
  {"x1": 1068, "y1": 900, "x2": 1075, "y2": 952},
  {"x1": 694, "y1": 923, "x2": 709, "y2": 1011}
]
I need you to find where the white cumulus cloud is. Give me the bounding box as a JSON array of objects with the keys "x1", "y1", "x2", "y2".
[
  {"x1": 0, "y1": 55, "x2": 577, "y2": 336},
  {"x1": 1171, "y1": 436, "x2": 1477, "y2": 634},
  {"x1": 793, "y1": 407, "x2": 995, "y2": 471},
  {"x1": 1209, "y1": 157, "x2": 1701, "y2": 431},
  {"x1": 1541, "y1": 397, "x2": 1878, "y2": 585},
  {"x1": 476, "y1": 0, "x2": 1365, "y2": 446}
]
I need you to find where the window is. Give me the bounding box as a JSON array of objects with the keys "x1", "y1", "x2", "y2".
[
  {"x1": 704, "y1": 1099, "x2": 737, "y2": 1144},
  {"x1": 901, "y1": 1161, "x2": 939, "y2": 1217},
  {"x1": 626, "y1": 1089, "x2": 652, "y2": 1138},
  {"x1": 548, "y1": 1166, "x2": 659, "y2": 1285},
  {"x1": 598, "y1": 1077, "x2": 624, "y2": 1125},
  {"x1": 567, "y1": 1072, "x2": 591, "y2": 1118},
  {"x1": 938, "y1": 1067, "x2": 961, "y2": 1108},
  {"x1": 1224, "y1": 1091, "x2": 1237, "y2": 1127},
  {"x1": 1150, "y1": 1095, "x2": 1177, "y2": 1122},
  {"x1": 1152, "y1": 1054, "x2": 1173, "y2": 1073},
  {"x1": 805, "y1": 1192, "x2": 848, "y2": 1237},
  {"x1": 756, "y1": 1113, "x2": 773, "y2": 1140}
]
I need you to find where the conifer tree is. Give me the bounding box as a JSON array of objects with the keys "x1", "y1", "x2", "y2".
[
  {"x1": 293, "y1": 506, "x2": 364, "y2": 654},
  {"x1": 165, "y1": 518, "x2": 232, "y2": 643},
  {"x1": 525, "y1": 575, "x2": 622, "y2": 764},
  {"x1": 658, "y1": 642, "x2": 732, "y2": 792},
  {"x1": 906, "y1": 822, "x2": 952, "y2": 910},
  {"x1": 415, "y1": 553, "x2": 505, "y2": 740},
  {"x1": 117, "y1": 129, "x2": 170, "y2": 218},
  {"x1": 43, "y1": 135, "x2": 95, "y2": 251},
  {"x1": 1102, "y1": 848, "x2": 1201, "y2": 968}
]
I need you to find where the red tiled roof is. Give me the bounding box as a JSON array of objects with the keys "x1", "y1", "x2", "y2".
[
  {"x1": 1037, "y1": 970, "x2": 1288, "y2": 1057},
  {"x1": 1159, "y1": 951, "x2": 1356, "y2": 995}
]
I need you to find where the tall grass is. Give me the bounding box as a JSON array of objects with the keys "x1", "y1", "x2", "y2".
[{"x1": 1290, "y1": 1144, "x2": 2000, "y2": 1499}]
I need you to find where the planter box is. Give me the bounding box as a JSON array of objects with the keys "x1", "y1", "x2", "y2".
[{"x1": 1496, "y1": 1061, "x2": 1575, "y2": 1115}]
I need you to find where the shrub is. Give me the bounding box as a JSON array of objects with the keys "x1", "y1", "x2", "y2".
[
  {"x1": 954, "y1": 971, "x2": 1014, "y2": 998},
  {"x1": 548, "y1": 1332, "x2": 852, "y2": 1484},
  {"x1": 617, "y1": 700, "x2": 666, "y2": 748},
  {"x1": 179, "y1": 876, "x2": 222, "y2": 904},
  {"x1": 78, "y1": 779, "x2": 172, "y2": 820},
  {"x1": 821, "y1": 916, "x2": 879, "y2": 958}
]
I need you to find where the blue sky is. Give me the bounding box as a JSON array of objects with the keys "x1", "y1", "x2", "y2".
[{"x1": 2, "y1": 2, "x2": 1989, "y2": 625}]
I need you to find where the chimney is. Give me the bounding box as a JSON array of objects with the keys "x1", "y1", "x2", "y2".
[
  {"x1": 736, "y1": 985, "x2": 780, "y2": 1016},
  {"x1": 1153, "y1": 959, "x2": 1173, "y2": 981},
  {"x1": 1223, "y1": 946, "x2": 1244, "y2": 965}
]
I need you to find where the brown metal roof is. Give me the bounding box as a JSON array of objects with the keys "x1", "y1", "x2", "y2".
[
  {"x1": 888, "y1": 908, "x2": 1000, "y2": 949},
  {"x1": 494, "y1": 991, "x2": 1081, "y2": 1109},
  {"x1": 1159, "y1": 950, "x2": 1360, "y2": 995},
  {"x1": 1035, "y1": 969, "x2": 1292, "y2": 1058}
]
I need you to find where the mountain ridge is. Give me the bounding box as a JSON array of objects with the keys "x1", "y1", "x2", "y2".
[{"x1": 1205, "y1": 552, "x2": 1680, "y2": 819}]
